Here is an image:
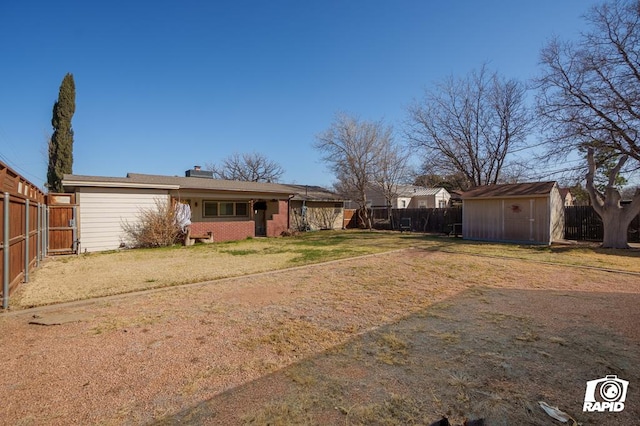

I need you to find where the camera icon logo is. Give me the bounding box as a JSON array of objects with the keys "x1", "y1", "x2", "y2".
[{"x1": 583, "y1": 375, "x2": 629, "y2": 412}]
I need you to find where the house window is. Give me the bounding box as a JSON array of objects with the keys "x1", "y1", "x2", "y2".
[
  {"x1": 204, "y1": 202, "x2": 218, "y2": 217},
  {"x1": 203, "y1": 201, "x2": 249, "y2": 218},
  {"x1": 236, "y1": 203, "x2": 248, "y2": 216},
  {"x1": 438, "y1": 200, "x2": 447, "y2": 208},
  {"x1": 220, "y1": 202, "x2": 235, "y2": 216},
  {"x1": 401, "y1": 200, "x2": 407, "y2": 208}
]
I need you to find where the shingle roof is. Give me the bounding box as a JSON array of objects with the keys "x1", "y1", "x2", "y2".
[
  {"x1": 286, "y1": 184, "x2": 344, "y2": 202},
  {"x1": 62, "y1": 173, "x2": 296, "y2": 195},
  {"x1": 62, "y1": 173, "x2": 346, "y2": 201},
  {"x1": 461, "y1": 181, "x2": 557, "y2": 199}
]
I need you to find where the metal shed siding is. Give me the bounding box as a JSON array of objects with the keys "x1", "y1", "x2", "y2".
[
  {"x1": 77, "y1": 188, "x2": 170, "y2": 252},
  {"x1": 462, "y1": 199, "x2": 504, "y2": 241},
  {"x1": 463, "y1": 196, "x2": 554, "y2": 244}
]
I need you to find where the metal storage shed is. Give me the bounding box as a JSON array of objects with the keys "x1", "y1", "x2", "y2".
[{"x1": 461, "y1": 181, "x2": 565, "y2": 245}]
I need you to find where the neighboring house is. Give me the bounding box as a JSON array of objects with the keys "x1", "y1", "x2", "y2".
[
  {"x1": 62, "y1": 168, "x2": 296, "y2": 252},
  {"x1": 287, "y1": 185, "x2": 345, "y2": 231},
  {"x1": 558, "y1": 187, "x2": 575, "y2": 206},
  {"x1": 461, "y1": 181, "x2": 565, "y2": 245},
  {"x1": 366, "y1": 185, "x2": 451, "y2": 209}
]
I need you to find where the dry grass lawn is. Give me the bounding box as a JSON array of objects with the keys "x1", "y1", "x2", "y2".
[
  {"x1": 11, "y1": 230, "x2": 640, "y2": 309},
  {"x1": 1, "y1": 231, "x2": 639, "y2": 425}
]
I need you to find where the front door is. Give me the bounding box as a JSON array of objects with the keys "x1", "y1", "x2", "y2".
[{"x1": 254, "y1": 201, "x2": 267, "y2": 236}]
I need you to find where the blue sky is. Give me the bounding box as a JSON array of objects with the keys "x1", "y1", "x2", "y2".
[{"x1": 0, "y1": 0, "x2": 601, "y2": 189}]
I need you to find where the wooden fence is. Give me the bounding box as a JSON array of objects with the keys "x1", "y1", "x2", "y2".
[
  {"x1": 371, "y1": 207, "x2": 463, "y2": 233},
  {"x1": 0, "y1": 161, "x2": 47, "y2": 308},
  {"x1": 47, "y1": 193, "x2": 78, "y2": 255},
  {"x1": 370, "y1": 205, "x2": 639, "y2": 243},
  {"x1": 564, "y1": 205, "x2": 640, "y2": 242}
]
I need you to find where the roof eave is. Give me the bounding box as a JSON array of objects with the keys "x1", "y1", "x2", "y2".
[
  {"x1": 62, "y1": 180, "x2": 179, "y2": 190},
  {"x1": 462, "y1": 194, "x2": 552, "y2": 200}
]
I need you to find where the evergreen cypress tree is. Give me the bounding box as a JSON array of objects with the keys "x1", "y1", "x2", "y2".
[{"x1": 47, "y1": 73, "x2": 75, "y2": 192}]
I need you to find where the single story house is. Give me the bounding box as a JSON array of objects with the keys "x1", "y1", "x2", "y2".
[
  {"x1": 366, "y1": 185, "x2": 451, "y2": 209},
  {"x1": 62, "y1": 169, "x2": 302, "y2": 252},
  {"x1": 287, "y1": 185, "x2": 345, "y2": 231},
  {"x1": 461, "y1": 181, "x2": 565, "y2": 245}
]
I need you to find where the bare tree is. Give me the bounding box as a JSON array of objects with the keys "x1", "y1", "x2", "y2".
[
  {"x1": 372, "y1": 140, "x2": 411, "y2": 207},
  {"x1": 207, "y1": 152, "x2": 284, "y2": 182},
  {"x1": 407, "y1": 66, "x2": 533, "y2": 188},
  {"x1": 536, "y1": 0, "x2": 640, "y2": 248},
  {"x1": 414, "y1": 172, "x2": 468, "y2": 192},
  {"x1": 371, "y1": 139, "x2": 411, "y2": 227},
  {"x1": 315, "y1": 113, "x2": 391, "y2": 229}
]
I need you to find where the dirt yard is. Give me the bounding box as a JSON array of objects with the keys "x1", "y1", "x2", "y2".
[{"x1": 1, "y1": 248, "x2": 638, "y2": 425}]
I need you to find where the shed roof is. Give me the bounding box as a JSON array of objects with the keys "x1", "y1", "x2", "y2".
[{"x1": 461, "y1": 181, "x2": 557, "y2": 199}]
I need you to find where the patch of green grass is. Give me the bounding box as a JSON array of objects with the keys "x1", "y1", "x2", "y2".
[
  {"x1": 290, "y1": 249, "x2": 347, "y2": 263},
  {"x1": 292, "y1": 234, "x2": 351, "y2": 246},
  {"x1": 220, "y1": 249, "x2": 260, "y2": 256}
]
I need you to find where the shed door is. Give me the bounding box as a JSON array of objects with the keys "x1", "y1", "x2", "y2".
[{"x1": 503, "y1": 199, "x2": 534, "y2": 242}]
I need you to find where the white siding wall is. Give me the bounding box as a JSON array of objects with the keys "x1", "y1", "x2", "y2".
[
  {"x1": 77, "y1": 188, "x2": 170, "y2": 252},
  {"x1": 435, "y1": 190, "x2": 451, "y2": 208}
]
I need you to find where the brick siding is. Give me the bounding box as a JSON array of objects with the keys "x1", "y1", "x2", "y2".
[
  {"x1": 189, "y1": 221, "x2": 255, "y2": 242},
  {"x1": 266, "y1": 200, "x2": 289, "y2": 237}
]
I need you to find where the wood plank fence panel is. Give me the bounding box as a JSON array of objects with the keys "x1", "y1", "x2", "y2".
[
  {"x1": 48, "y1": 205, "x2": 75, "y2": 254},
  {"x1": 372, "y1": 207, "x2": 462, "y2": 233},
  {"x1": 564, "y1": 206, "x2": 640, "y2": 242},
  {"x1": 0, "y1": 161, "x2": 46, "y2": 308},
  {"x1": 343, "y1": 209, "x2": 357, "y2": 229}
]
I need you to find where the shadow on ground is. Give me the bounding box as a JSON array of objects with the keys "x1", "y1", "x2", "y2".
[{"x1": 152, "y1": 287, "x2": 640, "y2": 425}]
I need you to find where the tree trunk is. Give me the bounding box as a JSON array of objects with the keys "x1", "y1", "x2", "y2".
[
  {"x1": 357, "y1": 208, "x2": 372, "y2": 230},
  {"x1": 585, "y1": 148, "x2": 640, "y2": 249},
  {"x1": 600, "y1": 209, "x2": 632, "y2": 249}
]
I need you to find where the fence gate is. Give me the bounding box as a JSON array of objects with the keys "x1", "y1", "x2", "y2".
[{"x1": 47, "y1": 193, "x2": 78, "y2": 255}]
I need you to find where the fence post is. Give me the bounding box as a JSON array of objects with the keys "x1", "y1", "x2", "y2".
[
  {"x1": 3, "y1": 192, "x2": 10, "y2": 309},
  {"x1": 45, "y1": 206, "x2": 49, "y2": 256},
  {"x1": 24, "y1": 199, "x2": 30, "y2": 283},
  {"x1": 36, "y1": 203, "x2": 41, "y2": 266},
  {"x1": 72, "y1": 205, "x2": 78, "y2": 254}
]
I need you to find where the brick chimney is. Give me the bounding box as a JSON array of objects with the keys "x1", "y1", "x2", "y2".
[{"x1": 185, "y1": 166, "x2": 213, "y2": 178}]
